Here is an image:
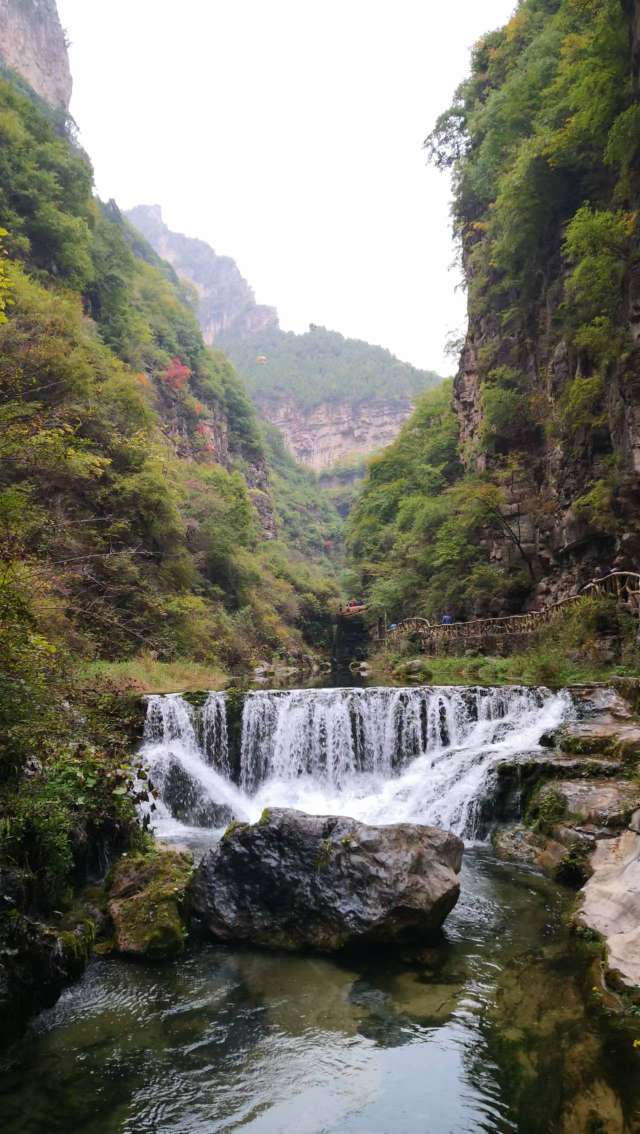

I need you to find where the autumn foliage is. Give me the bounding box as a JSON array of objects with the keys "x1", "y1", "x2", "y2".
[{"x1": 159, "y1": 357, "x2": 191, "y2": 390}]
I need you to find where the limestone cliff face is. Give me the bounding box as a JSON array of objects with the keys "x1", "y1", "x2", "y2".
[
  {"x1": 127, "y1": 206, "x2": 439, "y2": 474},
  {"x1": 257, "y1": 395, "x2": 414, "y2": 472},
  {"x1": 127, "y1": 205, "x2": 278, "y2": 347},
  {"x1": 0, "y1": 0, "x2": 71, "y2": 110},
  {"x1": 455, "y1": 258, "x2": 640, "y2": 609},
  {"x1": 444, "y1": 0, "x2": 640, "y2": 611}
]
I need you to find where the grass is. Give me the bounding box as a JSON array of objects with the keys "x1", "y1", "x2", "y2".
[
  {"x1": 370, "y1": 596, "x2": 640, "y2": 687},
  {"x1": 372, "y1": 647, "x2": 640, "y2": 688},
  {"x1": 78, "y1": 654, "x2": 228, "y2": 694}
]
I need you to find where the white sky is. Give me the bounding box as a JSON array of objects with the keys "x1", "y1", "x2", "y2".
[{"x1": 56, "y1": 0, "x2": 515, "y2": 373}]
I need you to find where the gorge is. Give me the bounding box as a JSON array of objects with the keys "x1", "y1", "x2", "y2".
[
  {"x1": 127, "y1": 204, "x2": 442, "y2": 472},
  {"x1": 2, "y1": 1, "x2": 640, "y2": 1131}
]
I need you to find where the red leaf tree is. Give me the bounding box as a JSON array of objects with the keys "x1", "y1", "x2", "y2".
[{"x1": 159, "y1": 357, "x2": 191, "y2": 390}]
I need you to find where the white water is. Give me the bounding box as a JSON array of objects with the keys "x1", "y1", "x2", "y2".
[
  {"x1": 140, "y1": 685, "x2": 572, "y2": 842},
  {"x1": 141, "y1": 693, "x2": 253, "y2": 839}
]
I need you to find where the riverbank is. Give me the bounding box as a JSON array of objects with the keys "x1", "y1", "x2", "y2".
[
  {"x1": 3, "y1": 674, "x2": 640, "y2": 1074},
  {"x1": 368, "y1": 594, "x2": 640, "y2": 689},
  {"x1": 78, "y1": 651, "x2": 331, "y2": 696},
  {"x1": 78, "y1": 656, "x2": 229, "y2": 695},
  {"x1": 371, "y1": 642, "x2": 640, "y2": 690}
]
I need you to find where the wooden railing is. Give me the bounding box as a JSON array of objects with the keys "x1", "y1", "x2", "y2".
[
  {"x1": 380, "y1": 572, "x2": 640, "y2": 652},
  {"x1": 582, "y1": 570, "x2": 640, "y2": 614}
]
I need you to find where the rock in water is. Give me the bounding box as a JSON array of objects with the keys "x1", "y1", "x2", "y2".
[
  {"x1": 108, "y1": 847, "x2": 193, "y2": 960},
  {"x1": 192, "y1": 808, "x2": 463, "y2": 952}
]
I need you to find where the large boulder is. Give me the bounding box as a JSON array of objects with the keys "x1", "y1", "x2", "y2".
[
  {"x1": 579, "y1": 828, "x2": 640, "y2": 989},
  {"x1": 192, "y1": 808, "x2": 463, "y2": 952}
]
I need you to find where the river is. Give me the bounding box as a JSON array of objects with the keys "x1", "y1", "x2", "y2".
[{"x1": 1, "y1": 683, "x2": 639, "y2": 1132}]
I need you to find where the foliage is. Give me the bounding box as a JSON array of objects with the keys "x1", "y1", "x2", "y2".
[
  {"x1": 0, "y1": 569, "x2": 63, "y2": 776},
  {"x1": 347, "y1": 382, "x2": 536, "y2": 620},
  {"x1": 219, "y1": 321, "x2": 442, "y2": 409},
  {"x1": 573, "y1": 479, "x2": 616, "y2": 534},
  {"x1": 0, "y1": 78, "x2": 93, "y2": 286},
  {"x1": 262, "y1": 422, "x2": 344, "y2": 564},
  {"x1": 481, "y1": 384, "x2": 538, "y2": 453},
  {"x1": 561, "y1": 375, "x2": 605, "y2": 431},
  {"x1": 526, "y1": 785, "x2": 567, "y2": 834},
  {"x1": 0, "y1": 741, "x2": 147, "y2": 907},
  {"x1": 0, "y1": 568, "x2": 148, "y2": 908},
  {"x1": 562, "y1": 205, "x2": 635, "y2": 374},
  {"x1": 0, "y1": 227, "x2": 10, "y2": 321},
  {"x1": 0, "y1": 75, "x2": 337, "y2": 679},
  {"x1": 423, "y1": 0, "x2": 637, "y2": 452}
]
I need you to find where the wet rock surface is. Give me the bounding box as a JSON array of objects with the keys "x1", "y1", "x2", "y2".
[
  {"x1": 192, "y1": 808, "x2": 463, "y2": 952},
  {"x1": 493, "y1": 684, "x2": 640, "y2": 988},
  {"x1": 552, "y1": 719, "x2": 640, "y2": 759},
  {"x1": 552, "y1": 779, "x2": 639, "y2": 827},
  {"x1": 579, "y1": 828, "x2": 640, "y2": 989},
  {"x1": 0, "y1": 899, "x2": 95, "y2": 1044},
  {"x1": 107, "y1": 847, "x2": 193, "y2": 960}
]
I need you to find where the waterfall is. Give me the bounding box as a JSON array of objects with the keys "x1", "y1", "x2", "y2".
[
  {"x1": 141, "y1": 694, "x2": 252, "y2": 838},
  {"x1": 139, "y1": 685, "x2": 572, "y2": 842},
  {"x1": 200, "y1": 692, "x2": 230, "y2": 776}
]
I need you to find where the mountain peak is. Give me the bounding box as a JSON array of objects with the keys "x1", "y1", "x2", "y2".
[
  {"x1": 0, "y1": 0, "x2": 72, "y2": 111},
  {"x1": 126, "y1": 204, "x2": 279, "y2": 346}
]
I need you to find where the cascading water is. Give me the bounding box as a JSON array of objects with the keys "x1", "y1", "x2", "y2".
[
  {"x1": 139, "y1": 685, "x2": 572, "y2": 843},
  {"x1": 141, "y1": 693, "x2": 252, "y2": 839}
]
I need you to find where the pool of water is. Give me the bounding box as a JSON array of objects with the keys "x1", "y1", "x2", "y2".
[{"x1": 1, "y1": 850, "x2": 638, "y2": 1133}]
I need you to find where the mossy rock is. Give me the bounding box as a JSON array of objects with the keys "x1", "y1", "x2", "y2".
[
  {"x1": 612, "y1": 677, "x2": 640, "y2": 715},
  {"x1": 0, "y1": 910, "x2": 96, "y2": 1041},
  {"x1": 525, "y1": 784, "x2": 568, "y2": 833},
  {"x1": 556, "y1": 729, "x2": 615, "y2": 757},
  {"x1": 552, "y1": 842, "x2": 592, "y2": 889},
  {"x1": 107, "y1": 845, "x2": 193, "y2": 961},
  {"x1": 392, "y1": 658, "x2": 434, "y2": 682},
  {"x1": 553, "y1": 721, "x2": 640, "y2": 763}
]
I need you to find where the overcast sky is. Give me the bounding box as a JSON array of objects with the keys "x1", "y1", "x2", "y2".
[{"x1": 56, "y1": 0, "x2": 515, "y2": 373}]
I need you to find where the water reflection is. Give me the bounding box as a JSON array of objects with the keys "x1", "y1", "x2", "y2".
[{"x1": 1, "y1": 852, "x2": 638, "y2": 1133}]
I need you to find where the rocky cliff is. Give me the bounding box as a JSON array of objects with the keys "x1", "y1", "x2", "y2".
[
  {"x1": 127, "y1": 205, "x2": 278, "y2": 347},
  {"x1": 0, "y1": 0, "x2": 71, "y2": 111},
  {"x1": 432, "y1": 0, "x2": 640, "y2": 608},
  {"x1": 259, "y1": 394, "x2": 414, "y2": 471},
  {"x1": 127, "y1": 206, "x2": 441, "y2": 472},
  {"x1": 348, "y1": 0, "x2": 640, "y2": 623}
]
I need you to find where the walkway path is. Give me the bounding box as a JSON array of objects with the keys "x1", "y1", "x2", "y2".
[{"x1": 381, "y1": 572, "x2": 640, "y2": 654}]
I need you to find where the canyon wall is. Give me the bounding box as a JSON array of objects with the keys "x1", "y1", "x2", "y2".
[
  {"x1": 257, "y1": 394, "x2": 414, "y2": 472},
  {"x1": 127, "y1": 205, "x2": 278, "y2": 347},
  {"x1": 127, "y1": 206, "x2": 440, "y2": 473},
  {"x1": 443, "y1": 0, "x2": 640, "y2": 608},
  {"x1": 0, "y1": 0, "x2": 71, "y2": 110}
]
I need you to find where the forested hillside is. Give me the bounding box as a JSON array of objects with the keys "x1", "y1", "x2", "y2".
[
  {"x1": 0, "y1": 33, "x2": 343, "y2": 999},
  {"x1": 218, "y1": 322, "x2": 440, "y2": 409},
  {"x1": 349, "y1": 0, "x2": 640, "y2": 621},
  {"x1": 129, "y1": 204, "x2": 442, "y2": 471},
  {"x1": 0, "y1": 73, "x2": 338, "y2": 707}
]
